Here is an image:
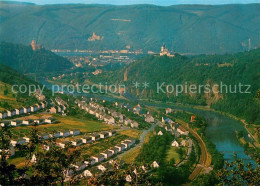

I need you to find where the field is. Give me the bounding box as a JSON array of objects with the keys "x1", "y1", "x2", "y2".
[{"x1": 166, "y1": 146, "x2": 181, "y2": 165}]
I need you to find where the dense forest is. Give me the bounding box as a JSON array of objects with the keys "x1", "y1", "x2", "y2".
[
  {"x1": 0, "y1": 42, "x2": 73, "y2": 73},
  {"x1": 92, "y1": 49, "x2": 260, "y2": 124}
]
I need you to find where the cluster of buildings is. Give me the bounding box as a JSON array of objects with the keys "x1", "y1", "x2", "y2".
[
  {"x1": 55, "y1": 130, "x2": 116, "y2": 149},
  {"x1": 0, "y1": 117, "x2": 55, "y2": 127},
  {"x1": 76, "y1": 99, "x2": 141, "y2": 128},
  {"x1": 0, "y1": 101, "x2": 48, "y2": 119},
  {"x1": 67, "y1": 138, "x2": 136, "y2": 177}
]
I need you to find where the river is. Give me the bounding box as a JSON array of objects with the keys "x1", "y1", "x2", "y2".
[{"x1": 41, "y1": 80, "x2": 255, "y2": 164}]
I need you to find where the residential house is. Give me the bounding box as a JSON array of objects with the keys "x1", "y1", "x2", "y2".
[
  {"x1": 0, "y1": 112, "x2": 7, "y2": 119},
  {"x1": 171, "y1": 140, "x2": 179, "y2": 147},
  {"x1": 115, "y1": 144, "x2": 125, "y2": 152},
  {"x1": 108, "y1": 130, "x2": 117, "y2": 137},
  {"x1": 81, "y1": 137, "x2": 92, "y2": 144},
  {"x1": 131, "y1": 121, "x2": 139, "y2": 128},
  {"x1": 71, "y1": 139, "x2": 82, "y2": 146},
  {"x1": 105, "y1": 116, "x2": 115, "y2": 125},
  {"x1": 22, "y1": 119, "x2": 34, "y2": 125},
  {"x1": 177, "y1": 126, "x2": 189, "y2": 136},
  {"x1": 40, "y1": 133, "x2": 50, "y2": 140},
  {"x1": 99, "y1": 132, "x2": 109, "y2": 139},
  {"x1": 145, "y1": 115, "x2": 154, "y2": 123},
  {"x1": 92, "y1": 154, "x2": 105, "y2": 163},
  {"x1": 10, "y1": 120, "x2": 23, "y2": 126},
  {"x1": 23, "y1": 107, "x2": 29, "y2": 114},
  {"x1": 15, "y1": 108, "x2": 24, "y2": 115},
  {"x1": 97, "y1": 164, "x2": 107, "y2": 172},
  {"x1": 151, "y1": 161, "x2": 160, "y2": 168},
  {"x1": 56, "y1": 141, "x2": 71, "y2": 148},
  {"x1": 108, "y1": 147, "x2": 119, "y2": 155},
  {"x1": 126, "y1": 175, "x2": 132, "y2": 182},
  {"x1": 84, "y1": 158, "x2": 96, "y2": 166},
  {"x1": 90, "y1": 134, "x2": 100, "y2": 141},
  {"x1": 124, "y1": 118, "x2": 132, "y2": 126},
  {"x1": 157, "y1": 131, "x2": 163, "y2": 135},
  {"x1": 83, "y1": 167, "x2": 102, "y2": 177},
  {"x1": 11, "y1": 138, "x2": 26, "y2": 146},
  {"x1": 23, "y1": 137, "x2": 30, "y2": 143},
  {"x1": 70, "y1": 130, "x2": 80, "y2": 136},
  {"x1": 60, "y1": 131, "x2": 71, "y2": 137},
  {"x1": 124, "y1": 138, "x2": 136, "y2": 147},
  {"x1": 0, "y1": 121, "x2": 10, "y2": 127},
  {"x1": 44, "y1": 117, "x2": 55, "y2": 124},
  {"x1": 71, "y1": 161, "x2": 87, "y2": 172},
  {"x1": 34, "y1": 119, "x2": 45, "y2": 125},
  {"x1": 100, "y1": 150, "x2": 113, "y2": 159}
]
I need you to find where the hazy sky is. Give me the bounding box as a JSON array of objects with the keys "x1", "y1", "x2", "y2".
[{"x1": 2, "y1": 0, "x2": 260, "y2": 5}]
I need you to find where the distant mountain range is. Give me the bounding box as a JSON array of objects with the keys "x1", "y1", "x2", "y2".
[
  {"x1": 0, "y1": 2, "x2": 259, "y2": 54},
  {"x1": 0, "y1": 42, "x2": 73, "y2": 74}
]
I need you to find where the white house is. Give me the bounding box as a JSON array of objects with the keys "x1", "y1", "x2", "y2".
[
  {"x1": 99, "y1": 132, "x2": 109, "y2": 139},
  {"x1": 177, "y1": 127, "x2": 189, "y2": 136},
  {"x1": 157, "y1": 131, "x2": 163, "y2": 136},
  {"x1": 44, "y1": 118, "x2": 55, "y2": 124},
  {"x1": 151, "y1": 161, "x2": 160, "y2": 168},
  {"x1": 70, "y1": 130, "x2": 80, "y2": 136},
  {"x1": 57, "y1": 141, "x2": 71, "y2": 148},
  {"x1": 100, "y1": 150, "x2": 113, "y2": 159},
  {"x1": 108, "y1": 147, "x2": 119, "y2": 155},
  {"x1": 11, "y1": 120, "x2": 23, "y2": 126},
  {"x1": 11, "y1": 138, "x2": 26, "y2": 146},
  {"x1": 92, "y1": 154, "x2": 105, "y2": 163},
  {"x1": 126, "y1": 175, "x2": 132, "y2": 182},
  {"x1": 0, "y1": 112, "x2": 7, "y2": 119},
  {"x1": 23, "y1": 137, "x2": 30, "y2": 143},
  {"x1": 31, "y1": 154, "x2": 37, "y2": 163},
  {"x1": 71, "y1": 139, "x2": 82, "y2": 146},
  {"x1": 71, "y1": 161, "x2": 87, "y2": 172},
  {"x1": 108, "y1": 130, "x2": 117, "y2": 137},
  {"x1": 115, "y1": 144, "x2": 125, "y2": 152},
  {"x1": 131, "y1": 121, "x2": 139, "y2": 128},
  {"x1": 171, "y1": 140, "x2": 179, "y2": 147},
  {"x1": 60, "y1": 131, "x2": 71, "y2": 137},
  {"x1": 105, "y1": 116, "x2": 115, "y2": 125},
  {"x1": 90, "y1": 134, "x2": 100, "y2": 141},
  {"x1": 81, "y1": 137, "x2": 92, "y2": 144},
  {"x1": 22, "y1": 119, "x2": 34, "y2": 125},
  {"x1": 145, "y1": 115, "x2": 154, "y2": 123}
]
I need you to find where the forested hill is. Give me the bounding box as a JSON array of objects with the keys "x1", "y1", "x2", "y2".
[
  {"x1": 0, "y1": 2, "x2": 259, "y2": 54},
  {"x1": 0, "y1": 42, "x2": 73, "y2": 74},
  {"x1": 0, "y1": 65, "x2": 48, "y2": 110},
  {"x1": 92, "y1": 49, "x2": 260, "y2": 124}
]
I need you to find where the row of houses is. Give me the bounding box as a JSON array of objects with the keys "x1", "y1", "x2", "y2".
[
  {"x1": 77, "y1": 100, "x2": 140, "y2": 128},
  {"x1": 0, "y1": 117, "x2": 55, "y2": 127},
  {"x1": 10, "y1": 129, "x2": 81, "y2": 147},
  {"x1": 0, "y1": 101, "x2": 48, "y2": 119},
  {"x1": 55, "y1": 130, "x2": 117, "y2": 148},
  {"x1": 66, "y1": 138, "x2": 136, "y2": 176}
]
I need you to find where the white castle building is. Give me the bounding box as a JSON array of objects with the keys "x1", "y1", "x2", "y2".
[{"x1": 160, "y1": 44, "x2": 175, "y2": 57}]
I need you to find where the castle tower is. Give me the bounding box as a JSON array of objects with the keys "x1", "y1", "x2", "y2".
[{"x1": 31, "y1": 40, "x2": 36, "y2": 51}]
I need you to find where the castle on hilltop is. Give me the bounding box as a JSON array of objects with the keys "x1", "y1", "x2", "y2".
[
  {"x1": 31, "y1": 40, "x2": 42, "y2": 51},
  {"x1": 160, "y1": 44, "x2": 174, "y2": 57}
]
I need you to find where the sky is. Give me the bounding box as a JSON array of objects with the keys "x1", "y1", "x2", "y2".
[{"x1": 2, "y1": 0, "x2": 260, "y2": 5}]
